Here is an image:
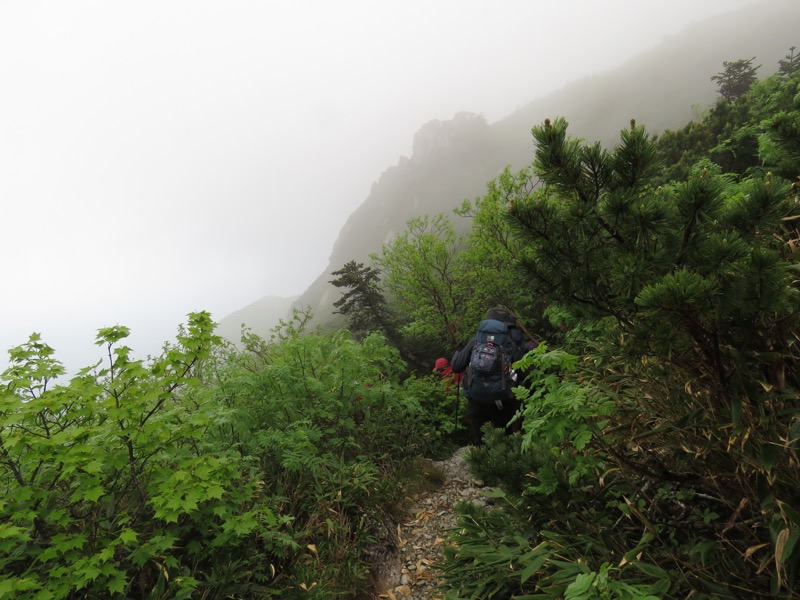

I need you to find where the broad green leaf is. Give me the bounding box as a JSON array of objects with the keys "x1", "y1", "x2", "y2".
[{"x1": 118, "y1": 528, "x2": 138, "y2": 544}]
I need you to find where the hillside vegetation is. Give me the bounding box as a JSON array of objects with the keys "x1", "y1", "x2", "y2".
[
  {"x1": 2, "y1": 53, "x2": 800, "y2": 599},
  {"x1": 287, "y1": 0, "x2": 800, "y2": 334}
]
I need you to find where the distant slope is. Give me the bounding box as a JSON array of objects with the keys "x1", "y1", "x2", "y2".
[
  {"x1": 226, "y1": 0, "x2": 800, "y2": 333},
  {"x1": 497, "y1": 0, "x2": 798, "y2": 145},
  {"x1": 216, "y1": 294, "x2": 298, "y2": 346}
]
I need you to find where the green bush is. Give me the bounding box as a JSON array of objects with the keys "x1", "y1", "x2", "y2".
[
  {"x1": 443, "y1": 346, "x2": 669, "y2": 599},
  {"x1": 440, "y1": 72, "x2": 800, "y2": 596},
  {"x1": 0, "y1": 313, "x2": 296, "y2": 599},
  {"x1": 0, "y1": 313, "x2": 452, "y2": 599},
  {"x1": 198, "y1": 325, "x2": 453, "y2": 597}
]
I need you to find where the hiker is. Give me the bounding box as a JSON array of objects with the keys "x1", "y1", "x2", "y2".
[
  {"x1": 450, "y1": 307, "x2": 529, "y2": 445},
  {"x1": 433, "y1": 357, "x2": 462, "y2": 391}
]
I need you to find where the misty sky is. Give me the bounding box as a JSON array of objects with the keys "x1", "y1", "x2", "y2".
[{"x1": 1, "y1": 0, "x2": 760, "y2": 375}]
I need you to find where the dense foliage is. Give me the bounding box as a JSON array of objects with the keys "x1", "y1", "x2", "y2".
[
  {"x1": 3, "y1": 58, "x2": 799, "y2": 599},
  {"x1": 0, "y1": 311, "x2": 454, "y2": 598},
  {"x1": 332, "y1": 61, "x2": 800, "y2": 599},
  {"x1": 436, "y1": 69, "x2": 800, "y2": 599}
]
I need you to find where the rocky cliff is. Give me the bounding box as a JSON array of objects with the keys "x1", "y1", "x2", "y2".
[{"x1": 223, "y1": 0, "x2": 800, "y2": 337}]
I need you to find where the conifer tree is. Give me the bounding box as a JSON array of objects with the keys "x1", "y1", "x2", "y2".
[
  {"x1": 330, "y1": 260, "x2": 389, "y2": 334},
  {"x1": 329, "y1": 260, "x2": 422, "y2": 367},
  {"x1": 778, "y1": 45, "x2": 800, "y2": 78},
  {"x1": 507, "y1": 118, "x2": 663, "y2": 328},
  {"x1": 502, "y1": 115, "x2": 800, "y2": 594},
  {"x1": 657, "y1": 68, "x2": 800, "y2": 182},
  {"x1": 711, "y1": 56, "x2": 760, "y2": 101}
]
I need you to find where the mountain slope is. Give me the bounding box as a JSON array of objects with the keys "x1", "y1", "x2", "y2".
[
  {"x1": 227, "y1": 0, "x2": 800, "y2": 334},
  {"x1": 216, "y1": 294, "x2": 298, "y2": 346}
]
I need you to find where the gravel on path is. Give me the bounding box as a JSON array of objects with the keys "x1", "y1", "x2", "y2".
[{"x1": 370, "y1": 446, "x2": 494, "y2": 600}]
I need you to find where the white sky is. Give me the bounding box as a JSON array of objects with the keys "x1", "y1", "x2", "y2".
[{"x1": 1, "y1": 0, "x2": 759, "y2": 375}]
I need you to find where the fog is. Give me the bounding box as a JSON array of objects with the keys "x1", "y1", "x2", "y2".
[{"x1": 0, "y1": 0, "x2": 759, "y2": 376}]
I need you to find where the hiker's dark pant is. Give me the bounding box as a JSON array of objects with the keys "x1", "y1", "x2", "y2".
[{"x1": 466, "y1": 397, "x2": 520, "y2": 445}]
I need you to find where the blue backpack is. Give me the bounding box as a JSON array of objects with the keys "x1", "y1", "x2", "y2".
[{"x1": 464, "y1": 319, "x2": 518, "y2": 408}]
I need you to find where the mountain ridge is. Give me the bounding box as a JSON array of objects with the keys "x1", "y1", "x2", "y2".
[{"x1": 220, "y1": 0, "x2": 800, "y2": 339}]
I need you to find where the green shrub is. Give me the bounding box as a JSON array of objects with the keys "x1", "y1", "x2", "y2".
[
  {"x1": 0, "y1": 313, "x2": 296, "y2": 599},
  {"x1": 203, "y1": 326, "x2": 453, "y2": 596}
]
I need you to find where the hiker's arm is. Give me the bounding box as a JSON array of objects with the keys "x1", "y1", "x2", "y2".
[{"x1": 450, "y1": 339, "x2": 473, "y2": 373}]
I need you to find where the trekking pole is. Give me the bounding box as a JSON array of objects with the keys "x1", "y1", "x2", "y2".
[{"x1": 454, "y1": 384, "x2": 460, "y2": 432}]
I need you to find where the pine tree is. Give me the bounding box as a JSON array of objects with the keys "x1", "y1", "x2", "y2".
[
  {"x1": 658, "y1": 66, "x2": 800, "y2": 182},
  {"x1": 504, "y1": 115, "x2": 800, "y2": 593},
  {"x1": 710, "y1": 56, "x2": 760, "y2": 101},
  {"x1": 329, "y1": 260, "x2": 389, "y2": 334},
  {"x1": 329, "y1": 260, "x2": 422, "y2": 366},
  {"x1": 778, "y1": 45, "x2": 800, "y2": 78},
  {"x1": 508, "y1": 118, "x2": 663, "y2": 327}
]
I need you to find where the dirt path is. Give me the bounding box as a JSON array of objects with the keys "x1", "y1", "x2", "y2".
[{"x1": 372, "y1": 446, "x2": 492, "y2": 600}]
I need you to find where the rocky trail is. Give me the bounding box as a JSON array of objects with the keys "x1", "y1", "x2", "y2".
[{"x1": 371, "y1": 446, "x2": 494, "y2": 600}]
